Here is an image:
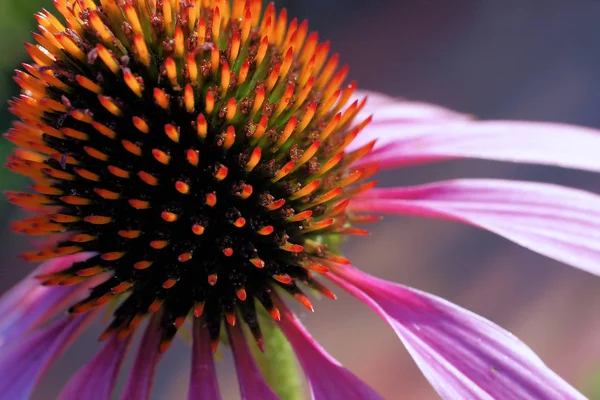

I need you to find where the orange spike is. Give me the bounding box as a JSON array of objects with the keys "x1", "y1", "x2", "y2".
[
  {"x1": 192, "y1": 224, "x2": 205, "y2": 235},
  {"x1": 152, "y1": 148, "x2": 170, "y2": 165},
  {"x1": 119, "y1": 230, "x2": 141, "y2": 239},
  {"x1": 165, "y1": 57, "x2": 178, "y2": 86},
  {"x1": 178, "y1": 252, "x2": 193, "y2": 262},
  {"x1": 128, "y1": 199, "x2": 151, "y2": 209},
  {"x1": 251, "y1": 87, "x2": 265, "y2": 116},
  {"x1": 148, "y1": 298, "x2": 163, "y2": 313},
  {"x1": 161, "y1": 211, "x2": 178, "y2": 222},
  {"x1": 286, "y1": 210, "x2": 312, "y2": 222},
  {"x1": 138, "y1": 171, "x2": 158, "y2": 186},
  {"x1": 174, "y1": 25, "x2": 185, "y2": 57},
  {"x1": 108, "y1": 165, "x2": 130, "y2": 178},
  {"x1": 317, "y1": 152, "x2": 344, "y2": 177},
  {"x1": 134, "y1": 34, "x2": 151, "y2": 67},
  {"x1": 221, "y1": 62, "x2": 231, "y2": 96},
  {"x1": 223, "y1": 125, "x2": 236, "y2": 149},
  {"x1": 236, "y1": 288, "x2": 247, "y2": 301},
  {"x1": 255, "y1": 35, "x2": 269, "y2": 65},
  {"x1": 236, "y1": 184, "x2": 253, "y2": 199},
  {"x1": 311, "y1": 187, "x2": 343, "y2": 207},
  {"x1": 212, "y1": 165, "x2": 227, "y2": 181},
  {"x1": 83, "y1": 146, "x2": 109, "y2": 161},
  {"x1": 94, "y1": 188, "x2": 120, "y2": 200},
  {"x1": 162, "y1": 278, "x2": 177, "y2": 289},
  {"x1": 233, "y1": 217, "x2": 246, "y2": 228},
  {"x1": 84, "y1": 215, "x2": 112, "y2": 224},
  {"x1": 266, "y1": 198, "x2": 285, "y2": 211},
  {"x1": 92, "y1": 122, "x2": 117, "y2": 139},
  {"x1": 77, "y1": 266, "x2": 104, "y2": 276},
  {"x1": 187, "y1": 53, "x2": 198, "y2": 85},
  {"x1": 196, "y1": 114, "x2": 208, "y2": 139},
  {"x1": 290, "y1": 180, "x2": 320, "y2": 200},
  {"x1": 76, "y1": 168, "x2": 100, "y2": 181},
  {"x1": 111, "y1": 281, "x2": 133, "y2": 294},
  {"x1": 225, "y1": 98, "x2": 237, "y2": 122},
  {"x1": 184, "y1": 84, "x2": 195, "y2": 112},
  {"x1": 273, "y1": 275, "x2": 292, "y2": 284},
  {"x1": 205, "y1": 192, "x2": 217, "y2": 207},
  {"x1": 153, "y1": 88, "x2": 170, "y2": 110},
  {"x1": 123, "y1": 70, "x2": 143, "y2": 97},
  {"x1": 208, "y1": 274, "x2": 218, "y2": 286},
  {"x1": 245, "y1": 147, "x2": 261, "y2": 172},
  {"x1": 150, "y1": 240, "x2": 169, "y2": 249},
  {"x1": 269, "y1": 307, "x2": 281, "y2": 321},
  {"x1": 238, "y1": 59, "x2": 250, "y2": 85},
  {"x1": 164, "y1": 124, "x2": 180, "y2": 143},
  {"x1": 96, "y1": 44, "x2": 120, "y2": 74},
  {"x1": 174, "y1": 181, "x2": 189, "y2": 194},
  {"x1": 69, "y1": 234, "x2": 96, "y2": 243},
  {"x1": 98, "y1": 95, "x2": 122, "y2": 116},
  {"x1": 272, "y1": 161, "x2": 295, "y2": 182},
  {"x1": 134, "y1": 261, "x2": 153, "y2": 270},
  {"x1": 49, "y1": 214, "x2": 79, "y2": 223},
  {"x1": 304, "y1": 218, "x2": 335, "y2": 233},
  {"x1": 193, "y1": 303, "x2": 205, "y2": 317},
  {"x1": 60, "y1": 195, "x2": 90, "y2": 205},
  {"x1": 226, "y1": 312, "x2": 236, "y2": 327},
  {"x1": 294, "y1": 294, "x2": 314, "y2": 312},
  {"x1": 122, "y1": 140, "x2": 142, "y2": 156},
  {"x1": 250, "y1": 258, "x2": 265, "y2": 269},
  {"x1": 257, "y1": 225, "x2": 274, "y2": 235},
  {"x1": 210, "y1": 47, "x2": 219, "y2": 76}
]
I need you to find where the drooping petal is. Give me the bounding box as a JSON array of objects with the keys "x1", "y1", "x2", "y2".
[
  {"x1": 0, "y1": 311, "x2": 97, "y2": 400},
  {"x1": 0, "y1": 253, "x2": 93, "y2": 346},
  {"x1": 352, "y1": 179, "x2": 600, "y2": 276},
  {"x1": 227, "y1": 322, "x2": 279, "y2": 400},
  {"x1": 121, "y1": 314, "x2": 163, "y2": 400},
  {"x1": 58, "y1": 332, "x2": 133, "y2": 400},
  {"x1": 327, "y1": 264, "x2": 585, "y2": 400},
  {"x1": 275, "y1": 298, "x2": 384, "y2": 400},
  {"x1": 188, "y1": 319, "x2": 221, "y2": 400},
  {"x1": 351, "y1": 116, "x2": 600, "y2": 172},
  {"x1": 352, "y1": 90, "x2": 470, "y2": 125}
]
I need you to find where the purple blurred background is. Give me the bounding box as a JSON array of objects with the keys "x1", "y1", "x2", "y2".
[{"x1": 2, "y1": 0, "x2": 600, "y2": 398}]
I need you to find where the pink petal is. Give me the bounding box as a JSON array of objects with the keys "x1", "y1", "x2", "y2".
[
  {"x1": 227, "y1": 322, "x2": 278, "y2": 400},
  {"x1": 121, "y1": 314, "x2": 163, "y2": 400},
  {"x1": 352, "y1": 179, "x2": 600, "y2": 275},
  {"x1": 188, "y1": 319, "x2": 221, "y2": 400},
  {"x1": 276, "y1": 298, "x2": 384, "y2": 400},
  {"x1": 352, "y1": 90, "x2": 470, "y2": 125},
  {"x1": 0, "y1": 254, "x2": 93, "y2": 346},
  {"x1": 0, "y1": 311, "x2": 97, "y2": 400},
  {"x1": 58, "y1": 332, "x2": 132, "y2": 400},
  {"x1": 328, "y1": 264, "x2": 585, "y2": 400},
  {"x1": 351, "y1": 117, "x2": 600, "y2": 172}
]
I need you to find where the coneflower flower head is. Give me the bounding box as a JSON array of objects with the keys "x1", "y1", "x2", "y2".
[
  {"x1": 7, "y1": 0, "x2": 371, "y2": 352},
  {"x1": 4, "y1": 0, "x2": 600, "y2": 399}
]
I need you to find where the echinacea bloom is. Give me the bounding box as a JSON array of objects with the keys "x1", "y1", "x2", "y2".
[{"x1": 1, "y1": 0, "x2": 599, "y2": 399}]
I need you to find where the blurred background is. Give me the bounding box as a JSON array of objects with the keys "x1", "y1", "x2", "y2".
[{"x1": 2, "y1": 0, "x2": 600, "y2": 399}]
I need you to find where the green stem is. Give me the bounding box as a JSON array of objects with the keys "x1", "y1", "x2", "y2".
[{"x1": 249, "y1": 311, "x2": 306, "y2": 400}]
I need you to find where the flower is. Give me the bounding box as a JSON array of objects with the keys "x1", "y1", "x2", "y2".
[{"x1": 1, "y1": 0, "x2": 598, "y2": 399}]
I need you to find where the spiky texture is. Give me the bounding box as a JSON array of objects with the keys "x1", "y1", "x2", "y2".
[{"x1": 5, "y1": 0, "x2": 377, "y2": 350}]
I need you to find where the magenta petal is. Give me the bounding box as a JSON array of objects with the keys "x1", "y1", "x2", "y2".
[
  {"x1": 58, "y1": 332, "x2": 132, "y2": 400},
  {"x1": 0, "y1": 254, "x2": 93, "y2": 346},
  {"x1": 351, "y1": 116, "x2": 600, "y2": 171},
  {"x1": 328, "y1": 265, "x2": 585, "y2": 400},
  {"x1": 276, "y1": 299, "x2": 384, "y2": 400},
  {"x1": 351, "y1": 90, "x2": 470, "y2": 126},
  {"x1": 120, "y1": 314, "x2": 163, "y2": 400},
  {"x1": 227, "y1": 322, "x2": 278, "y2": 400},
  {"x1": 0, "y1": 312, "x2": 97, "y2": 400},
  {"x1": 188, "y1": 319, "x2": 221, "y2": 400},
  {"x1": 352, "y1": 179, "x2": 600, "y2": 275}
]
